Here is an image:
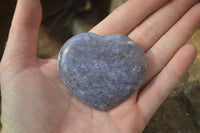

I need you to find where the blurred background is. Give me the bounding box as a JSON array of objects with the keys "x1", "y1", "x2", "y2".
[{"x1": 0, "y1": 0, "x2": 200, "y2": 132}]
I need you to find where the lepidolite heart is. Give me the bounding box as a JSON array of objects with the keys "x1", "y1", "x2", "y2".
[{"x1": 58, "y1": 33, "x2": 146, "y2": 111}]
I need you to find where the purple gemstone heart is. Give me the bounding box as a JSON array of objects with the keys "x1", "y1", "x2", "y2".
[{"x1": 58, "y1": 32, "x2": 146, "y2": 111}]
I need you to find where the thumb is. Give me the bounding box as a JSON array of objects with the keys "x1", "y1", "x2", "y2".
[{"x1": 2, "y1": 0, "x2": 42, "y2": 62}]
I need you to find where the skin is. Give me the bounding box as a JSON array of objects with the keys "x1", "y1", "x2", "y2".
[{"x1": 0, "y1": 0, "x2": 200, "y2": 132}]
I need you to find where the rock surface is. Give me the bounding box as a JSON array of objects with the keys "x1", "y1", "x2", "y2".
[
  {"x1": 58, "y1": 32, "x2": 146, "y2": 110},
  {"x1": 143, "y1": 81, "x2": 200, "y2": 133}
]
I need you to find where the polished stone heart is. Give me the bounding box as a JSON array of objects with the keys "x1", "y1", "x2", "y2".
[{"x1": 58, "y1": 33, "x2": 146, "y2": 111}]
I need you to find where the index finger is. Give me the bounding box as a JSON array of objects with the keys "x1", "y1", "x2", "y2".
[{"x1": 90, "y1": 0, "x2": 169, "y2": 36}]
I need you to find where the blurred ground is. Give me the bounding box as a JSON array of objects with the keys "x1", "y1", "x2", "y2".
[{"x1": 0, "y1": 0, "x2": 200, "y2": 132}]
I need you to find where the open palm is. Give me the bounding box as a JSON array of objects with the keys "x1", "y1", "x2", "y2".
[{"x1": 1, "y1": 0, "x2": 200, "y2": 133}]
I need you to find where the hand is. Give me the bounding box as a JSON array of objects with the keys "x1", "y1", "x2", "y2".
[{"x1": 1, "y1": 0, "x2": 200, "y2": 133}]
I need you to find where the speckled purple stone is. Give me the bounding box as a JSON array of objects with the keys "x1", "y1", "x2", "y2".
[{"x1": 58, "y1": 32, "x2": 146, "y2": 111}]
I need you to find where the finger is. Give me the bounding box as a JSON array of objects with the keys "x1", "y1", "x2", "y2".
[
  {"x1": 90, "y1": 0, "x2": 169, "y2": 36},
  {"x1": 129, "y1": 0, "x2": 198, "y2": 51},
  {"x1": 137, "y1": 44, "x2": 197, "y2": 123},
  {"x1": 3, "y1": 0, "x2": 42, "y2": 60},
  {"x1": 143, "y1": 3, "x2": 200, "y2": 85}
]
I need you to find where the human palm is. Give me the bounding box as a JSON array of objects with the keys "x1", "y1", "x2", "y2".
[{"x1": 1, "y1": 0, "x2": 200, "y2": 133}]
